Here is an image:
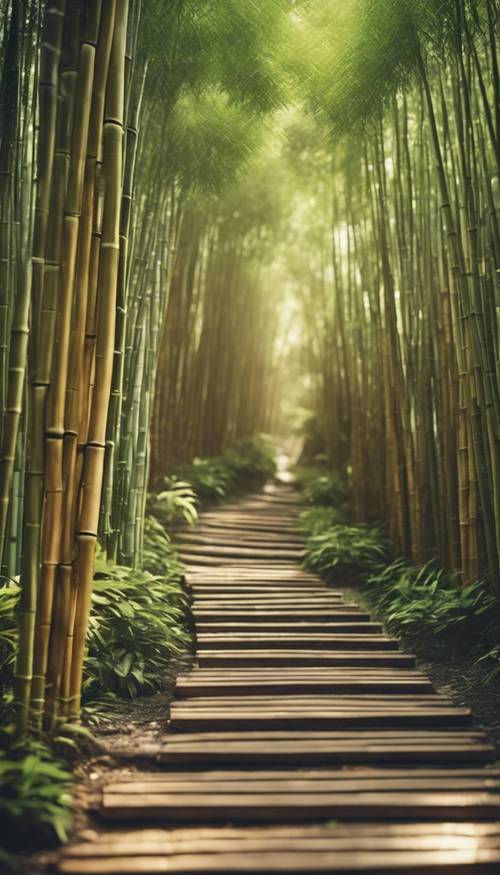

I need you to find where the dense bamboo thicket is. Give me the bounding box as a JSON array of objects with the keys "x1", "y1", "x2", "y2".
[
  {"x1": 0, "y1": 0, "x2": 288, "y2": 732},
  {"x1": 150, "y1": 182, "x2": 285, "y2": 484},
  {"x1": 0, "y1": 0, "x2": 498, "y2": 740},
  {"x1": 293, "y1": 0, "x2": 499, "y2": 588}
]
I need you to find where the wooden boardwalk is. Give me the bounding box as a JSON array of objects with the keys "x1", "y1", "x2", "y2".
[{"x1": 59, "y1": 485, "x2": 500, "y2": 873}]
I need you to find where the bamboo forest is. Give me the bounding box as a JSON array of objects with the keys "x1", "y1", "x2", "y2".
[{"x1": 0, "y1": 1, "x2": 499, "y2": 872}]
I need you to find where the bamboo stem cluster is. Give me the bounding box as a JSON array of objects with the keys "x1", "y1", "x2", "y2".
[
  {"x1": 3, "y1": 0, "x2": 140, "y2": 731},
  {"x1": 302, "y1": 10, "x2": 499, "y2": 586},
  {"x1": 150, "y1": 201, "x2": 282, "y2": 488}
]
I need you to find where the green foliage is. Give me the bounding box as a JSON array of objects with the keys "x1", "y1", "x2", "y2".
[
  {"x1": 150, "y1": 479, "x2": 199, "y2": 527},
  {"x1": 172, "y1": 457, "x2": 232, "y2": 503},
  {"x1": 141, "y1": 515, "x2": 187, "y2": 577},
  {"x1": 295, "y1": 465, "x2": 351, "y2": 510},
  {"x1": 290, "y1": 0, "x2": 464, "y2": 136},
  {"x1": 83, "y1": 546, "x2": 192, "y2": 701},
  {"x1": 299, "y1": 505, "x2": 348, "y2": 535},
  {"x1": 222, "y1": 435, "x2": 277, "y2": 490},
  {"x1": 170, "y1": 436, "x2": 276, "y2": 505},
  {"x1": 0, "y1": 581, "x2": 18, "y2": 691},
  {"x1": 162, "y1": 91, "x2": 263, "y2": 194},
  {"x1": 0, "y1": 740, "x2": 72, "y2": 848},
  {"x1": 141, "y1": 0, "x2": 288, "y2": 112},
  {"x1": 363, "y1": 560, "x2": 499, "y2": 643},
  {"x1": 304, "y1": 524, "x2": 389, "y2": 580},
  {"x1": 477, "y1": 647, "x2": 500, "y2": 688}
]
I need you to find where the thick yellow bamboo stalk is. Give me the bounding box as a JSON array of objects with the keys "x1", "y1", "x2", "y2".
[
  {"x1": 68, "y1": 0, "x2": 128, "y2": 722},
  {"x1": 15, "y1": 0, "x2": 66, "y2": 731},
  {"x1": 29, "y1": 3, "x2": 82, "y2": 724}
]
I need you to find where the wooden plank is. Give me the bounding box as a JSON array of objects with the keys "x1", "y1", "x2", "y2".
[
  {"x1": 194, "y1": 623, "x2": 384, "y2": 633},
  {"x1": 155, "y1": 734, "x2": 495, "y2": 766},
  {"x1": 168, "y1": 713, "x2": 471, "y2": 731},
  {"x1": 190, "y1": 588, "x2": 333, "y2": 596},
  {"x1": 175, "y1": 680, "x2": 435, "y2": 696},
  {"x1": 103, "y1": 767, "x2": 500, "y2": 784},
  {"x1": 192, "y1": 597, "x2": 344, "y2": 605},
  {"x1": 177, "y1": 536, "x2": 305, "y2": 549},
  {"x1": 100, "y1": 790, "x2": 500, "y2": 822},
  {"x1": 197, "y1": 651, "x2": 416, "y2": 667},
  {"x1": 191, "y1": 610, "x2": 373, "y2": 620},
  {"x1": 195, "y1": 636, "x2": 399, "y2": 651},
  {"x1": 57, "y1": 849, "x2": 500, "y2": 874},
  {"x1": 172, "y1": 700, "x2": 453, "y2": 710}
]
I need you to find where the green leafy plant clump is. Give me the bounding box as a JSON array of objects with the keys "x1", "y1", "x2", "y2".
[
  {"x1": 0, "y1": 580, "x2": 18, "y2": 695},
  {"x1": 0, "y1": 740, "x2": 73, "y2": 849},
  {"x1": 149, "y1": 479, "x2": 199, "y2": 528},
  {"x1": 295, "y1": 465, "x2": 351, "y2": 515},
  {"x1": 363, "y1": 560, "x2": 500, "y2": 645},
  {"x1": 299, "y1": 505, "x2": 348, "y2": 535},
  {"x1": 304, "y1": 524, "x2": 389, "y2": 581},
  {"x1": 84, "y1": 539, "x2": 193, "y2": 701},
  {"x1": 169, "y1": 435, "x2": 276, "y2": 505}
]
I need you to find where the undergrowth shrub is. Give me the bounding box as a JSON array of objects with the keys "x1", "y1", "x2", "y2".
[
  {"x1": 149, "y1": 478, "x2": 198, "y2": 527},
  {"x1": 304, "y1": 525, "x2": 389, "y2": 581},
  {"x1": 295, "y1": 465, "x2": 351, "y2": 518},
  {"x1": 0, "y1": 739, "x2": 72, "y2": 849},
  {"x1": 169, "y1": 435, "x2": 276, "y2": 505},
  {"x1": 363, "y1": 560, "x2": 500, "y2": 649},
  {"x1": 0, "y1": 580, "x2": 18, "y2": 696},
  {"x1": 299, "y1": 506, "x2": 348, "y2": 535},
  {"x1": 83, "y1": 543, "x2": 192, "y2": 701}
]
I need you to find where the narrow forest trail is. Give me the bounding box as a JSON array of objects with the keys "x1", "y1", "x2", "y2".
[{"x1": 59, "y1": 485, "x2": 500, "y2": 874}]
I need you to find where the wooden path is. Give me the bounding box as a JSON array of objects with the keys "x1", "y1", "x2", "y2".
[{"x1": 59, "y1": 485, "x2": 500, "y2": 873}]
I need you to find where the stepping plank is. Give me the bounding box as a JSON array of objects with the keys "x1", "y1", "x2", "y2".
[
  {"x1": 178, "y1": 671, "x2": 432, "y2": 682},
  {"x1": 169, "y1": 710, "x2": 470, "y2": 731},
  {"x1": 192, "y1": 594, "x2": 345, "y2": 602},
  {"x1": 180, "y1": 556, "x2": 303, "y2": 567},
  {"x1": 100, "y1": 790, "x2": 500, "y2": 823},
  {"x1": 196, "y1": 635, "x2": 399, "y2": 651},
  {"x1": 183, "y1": 532, "x2": 305, "y2": 545},
  {"x1": 176, "y1": 675, "x2": 434, "y2": 685},
  {"x1": 170, "y1": 696, "x2": 462, "y2": 709},
  {"x1": 60, "y1": 819, "x2": 500, "y2": 841},
  {"x1": 104, "y1": 767, "x2": 500, "y2": 785},
  {"x1": 175, "y1": 679, "x2": 435, "y2": 697},
  {"x1": 194, "y1": 623, "x2": 384, "y2": 633},
  {"x1": 57, "y1": 851, "x2": 500, "y2": 874},
  {"x1": 189, "y1": 576, "x2": 318, "y2": 589},
  {"x1": 179, "y1": 547, "x2": 305, "y2": 558},
  {"x1": 197, "y1": 651, "x2": 416, "y2": 668},
  {"x1": 56, "y1": 822, "x2": 500, "y2": 874},
  {"x1": 177, "y1": 536, "x2": 305, "y2": 549},
  {"x1": 194, "y1": 517, "x2": 302, "y2": 528},
  {"x1": 156, "y1": 729, "x2": 495, "y2": 766},
  {"x1": 197, "y1": 520, "x2": 302, "y2": 533},
  {"x1": 190, "y1": 585, "x2": 329, "y2": 593},
  {"x1": 192, "y1": 611, "x2": 372, "y2": 621}
]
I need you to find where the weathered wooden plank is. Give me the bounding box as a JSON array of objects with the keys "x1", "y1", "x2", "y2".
[
  {"x1": 103, "y1": 768, "x2": 500, "y2": 787},
  {"x1": 196, "y1": 636, "x2": 399, "y2": 651},
  {"x1": 175, "y1": 680, "x2": 435, "y2": 696},
  {"x1": 168, "y1": 704, "x2": 470, "y2": 730},
  {"x1": 100, "y1": 790, "x2": 500, "y2": 822},
  {"x1": 197, "y1": 651, "x2": 416, "y2": 668}
]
